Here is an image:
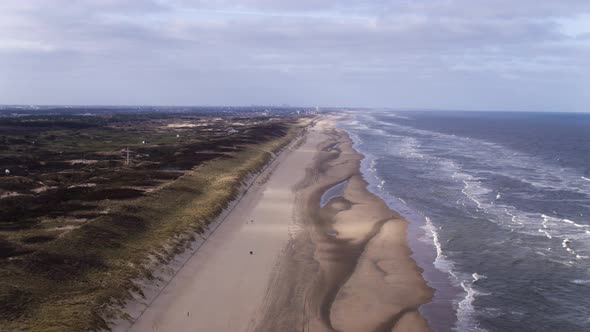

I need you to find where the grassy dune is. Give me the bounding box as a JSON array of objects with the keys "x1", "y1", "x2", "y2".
[{"x1": 0, "y1": 116, "x2": 310, "y2": 331}]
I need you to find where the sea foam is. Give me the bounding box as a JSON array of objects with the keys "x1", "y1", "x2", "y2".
[
  {"x1": 455, "y1": 273, "x2": 488, "y2": 332},
  {"x1": 341, "y1": 110, "x2": 590, "y2": 331}
]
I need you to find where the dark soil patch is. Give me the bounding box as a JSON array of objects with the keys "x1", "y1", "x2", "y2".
[
  {"x1": 66, "y1": 212, "x2": 101, "y2": 220},
  {"x1": 67, "y1": 214, "x2": 147, "y2": 249},
  {"x1": 0, "y1": 176, "x2": 37, "y2": 192},
  {"x1": 21, "y1": 251, "x2": 106, "y2": 281},
  {"x1": 0, "y1": 238, "x2": 33, "y2": 258},
  {"x1": 0, "y1": 287, "x2": 33, "y2": 319},
  {"x1": 21, "y1": 235, "x2": 56, "y2": 244},
  {"x1": 84, "y1": 188, "x2": 144, "y2": 201}
]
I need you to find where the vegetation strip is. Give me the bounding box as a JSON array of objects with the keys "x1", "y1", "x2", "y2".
[
  {"x1": 0, "y1": 111, "x2": 311, "y2": 331},
  {"x1": 125, "y1": 121, "x2": 308, "y2": 330}
]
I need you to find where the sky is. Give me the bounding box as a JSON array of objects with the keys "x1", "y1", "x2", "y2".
[{"x1": 1, "y1": 1, "x2": 589, "y2": 111}]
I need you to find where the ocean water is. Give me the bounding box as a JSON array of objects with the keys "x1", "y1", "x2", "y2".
[{"x1": 339, "y1": 110, "x2": 590, "y2": 332}]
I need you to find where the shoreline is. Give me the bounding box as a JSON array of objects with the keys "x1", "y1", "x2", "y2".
[
  {"x1": 114, "y1": 116, "x2": 434, "y2": 331},
  {"x1": 253, "y1": 118, "x2": 433, "y2": 331},
  {"x1": 339, "y1": 118, "x2": 460, "y2": 331}
]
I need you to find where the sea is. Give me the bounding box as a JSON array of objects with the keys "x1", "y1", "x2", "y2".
[{"x1": 339, "y1": 110, "x2": 590, "y2": 332}]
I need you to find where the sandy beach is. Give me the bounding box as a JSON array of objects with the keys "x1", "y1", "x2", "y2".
[{"x1": 120, "y1": 117, "x2": 433, "y2": 332}]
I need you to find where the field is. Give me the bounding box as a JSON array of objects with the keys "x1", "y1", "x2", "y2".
[{"x1": 0, "y1": 107, "x2": 313, "y2": 331}]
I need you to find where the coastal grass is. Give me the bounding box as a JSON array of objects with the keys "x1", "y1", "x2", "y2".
[{"x1": 0, "y1": 118, "x2": 309, "y2": 331}]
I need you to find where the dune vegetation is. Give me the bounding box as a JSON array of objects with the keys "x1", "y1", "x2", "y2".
[{"x1": 0, "y1": 110, "x2": 311, "y2": 331}]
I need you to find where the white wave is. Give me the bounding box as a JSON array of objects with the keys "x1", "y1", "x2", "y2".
[
  {"x1": 560, "y1": 238, "x2": 588, "y2": 259},
  {"x1": 421, "y1": 216, "x2": 486, "y2": 331},
  {"x1": 571, "y1": 279, "x2": 590, "y2": 284},
  {"x1": 460, "y1": 179, "x2": 490, "y2": 211},
  {"x1": 368, "y1": 118, "x2": 590, "y2": 195},
  {"x1": 345, "y1": 122, "x2": 466, "y2": 331},
  {"x1": 472, "y1": 273, "x2": 487, "y2": 282},
  {"x1": 397, "y1": 137, "x2": 425, "y2": 159},
  {"x1": 562, "y1": 238, "x2": 575, "y2": 254},
  {"x1": 457, "y1": 182, "x2": 590, "y2": 262},
  {"x1": 341, "y1": 111, "x2": 590, "y2": 329},
  {"x1": 504, "y1": 208, "x2": 521, "y2": 224},
  {"x1": 378, "y1": 112, "x2": 411, "y2": 120},
  {"x1": 346, "y1": 115, "x2": 590, "y2": 267},
  {"x1": 346, "y1": 119, "x2": 360, "y2": 126},
  {"x1": 563, "y1": 218, "x2": 590, "y2": 229},
  {"x1": 452, "y1": 173, "x2": 590, "y2": 262},
  {"x1": 455, "y1": 274, "x2": 488, "y2": 332},
  {"x1": 538, "y1": 229, "x2": 552, "y2": 239},
  {"x1": 344, "y1": 111, "x2": 590, "y2": 261},
  {"x1": 368, "y1": 158, "x2": 377, "y2": 173},
  {"x1": 422, "y1": 216, "x2": 489, "y2": 332},
  {"x1": 456, "y1": 281, "x2": 478, "y2": 330},
  {"x1": 423, "y1": 217, "x2": 447, "y2": 271},
  {"x1": 541, "y1": 215, "x2": 549, "y2": 228}
]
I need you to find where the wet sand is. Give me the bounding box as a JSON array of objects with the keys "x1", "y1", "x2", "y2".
[
  {"x1": 119, "y1": 117, "x2": 433, "y2": 332},
  {"x1": 252, "y1": 119, "x2": 433, "y2": 332}
]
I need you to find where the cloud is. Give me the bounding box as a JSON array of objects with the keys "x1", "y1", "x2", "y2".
[{"x1": 0, "y1": 0, "x2": 589, "y2": 110}]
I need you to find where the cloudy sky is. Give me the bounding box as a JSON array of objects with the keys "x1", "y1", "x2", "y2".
[{"x1": 1, "y1": 1, "x2": 589, "y2": 111}]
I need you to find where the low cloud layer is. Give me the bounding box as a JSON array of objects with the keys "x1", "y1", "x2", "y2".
[{"x1": 1, "y1": 1, "x2": 589, "y2": 111}]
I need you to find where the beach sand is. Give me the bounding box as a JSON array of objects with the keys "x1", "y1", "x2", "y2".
[{"x1": 121, "y1": 117, "x2": 433, "y2": 332}]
